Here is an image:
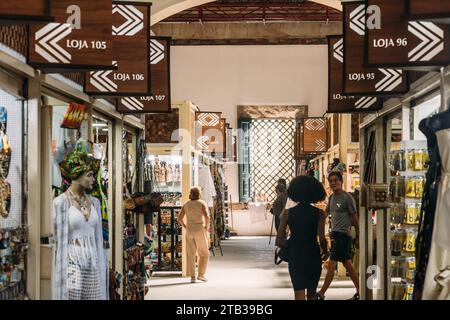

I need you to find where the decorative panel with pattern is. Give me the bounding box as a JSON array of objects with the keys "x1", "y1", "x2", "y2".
[
  {"x1": 298, "y1": 118, "x2": 327, "y2": 154},
  {"x1": 145, "y1": 109, "x2": 179, "y2": 143},
  {"x1": 251, "y1": 119, "x2": 296, "y2": 202},
  {"x1": 333, "y1": 114, "x2": 339, "y2": 146},
  {"x1": 195, "y1": 111, "x2": 224, "y2": 153},
  {"x1": 0, "y1": 25, "x2": 28, "y2": 57}
]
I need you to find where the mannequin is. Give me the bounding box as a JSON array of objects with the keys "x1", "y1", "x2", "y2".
[
  {"x1": 52, "y1": 150, "x2": 107, "y2": 300},
  {"x1": 416, "y1": 108, "x2": 450, "y2": 300}
]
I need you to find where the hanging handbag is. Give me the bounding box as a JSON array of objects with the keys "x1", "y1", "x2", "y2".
[{"x1": 274, "y1": 238, "x2": 291, "y2": 265}]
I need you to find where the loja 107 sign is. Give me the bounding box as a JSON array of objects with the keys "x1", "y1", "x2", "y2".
[{"x1": 28, "y1": 0, "x2": 114, "y2": 72}]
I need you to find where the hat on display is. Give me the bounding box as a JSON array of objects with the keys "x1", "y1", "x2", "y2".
[{"x1": 59, "y1": 141, "x2": 100, "y2": 182}]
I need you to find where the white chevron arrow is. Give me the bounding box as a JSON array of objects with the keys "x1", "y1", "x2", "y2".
[
  {"x1": 350, "y1": 4, "x2": 366, "y2": 36},
  {"x1": 122, "y1": 97, "x2": 143, "y2": 110},
  {"x1": 376, "y1": 69, "x2": 403, "y2": 92},
  {"x1": 35, "y1": 23, "x2": 72, "y2": 64},
  {"x1": 315, "y1": 139, "x2": 326, "y2": 151},
  {"x1": 150, "y1": 39, "x2": 165, "y2": 65},
  {"x1": 113, "y1": 5, "x2": 144, "y2": 36},
  {"x1": 197, "y1": 136, "x2": 209, "y2": 150},
  {"x1": 408, "y1": 21, "x2": 444, "y2": 62},
  {"x1": 355, "y1": 97, "x2": 377, "y2": 109},
  {"x1": 90, "y1": 61, "x2": 118, "y2": 92},
  {"x1": 333, "y1": 38, "x2": 344, "y2": 63}
]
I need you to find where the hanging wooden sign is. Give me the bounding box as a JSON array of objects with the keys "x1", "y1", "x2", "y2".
[
  {"x1": 84, "y1": 2, "x2": 151, "y2": 96},
  {"x1": 343, "y1": 1, "x2": 408, "y2": 96},
  {"x1": 297, "y1": 118, "x2": 328, "y2": 155},
  {"x1": 406, "y1": 1, "x2": 450, "y2": 24},
  {"x1": 195, "y1": 112, "x2": 225, "y2": 153},
  {"x1": 28, "y1": 0, "x2": 113, "y2": 72},
  {"x1": 0, "y1": 2, "x2": 53, "y2": 24},
  {"x1": 365, "y1": 0, "x2": 450, "y2": 70},
  {"x1": 116, "y1": 36, "x2": 171, "y2": 114},
  {"x1": 328, "y1": 35, "x2": 382, "y2": 113}
]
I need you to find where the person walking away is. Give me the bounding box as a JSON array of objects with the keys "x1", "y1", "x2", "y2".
[
  {"x1": 271, "y1": 184, "x2": 288, "y2": 232},
  {"x1": 276, "y1": 176, "x2": 329, "y2": 300},
  {"x1": 315, "y1": 172, "x2": 360, "y2": 300},
  {"x1": 178, "y1": 187, "x2": 210, "y2": 283}
]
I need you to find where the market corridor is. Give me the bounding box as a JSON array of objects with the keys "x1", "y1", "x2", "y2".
[{"x1": 146, "y1": 236, "x2": 355, "y2": 300}]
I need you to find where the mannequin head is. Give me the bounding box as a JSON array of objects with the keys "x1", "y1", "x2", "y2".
[
  {"x1": 59, "y1": 150, "x2": 100, "y2": 192},
  {"x1": 72, "y1": 170, "x2": 95, "y2": 191}
]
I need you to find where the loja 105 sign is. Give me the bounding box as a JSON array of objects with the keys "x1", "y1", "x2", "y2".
[{"x1": 28, "y1": 0, "x2": 114, "y2": 72}]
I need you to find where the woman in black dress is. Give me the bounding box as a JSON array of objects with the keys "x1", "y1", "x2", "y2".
[{"x1": 276, "y1": 176, "x2": 329, "y2": 300}]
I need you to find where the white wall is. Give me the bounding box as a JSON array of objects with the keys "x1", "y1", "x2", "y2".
[{"x1": 171, "y1": 45, "x2": 329, "y2": 200}]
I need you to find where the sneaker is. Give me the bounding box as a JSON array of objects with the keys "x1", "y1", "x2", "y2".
[
  {"x1": 348, "y1": 293, "x2": 360, "y2": 300},
  {"x1": 313, "y1": 292, "x2": 325, "y2": 300},
  {"x1": 197, "y1": 276, "x2": 208, "y2": 282},
  {"x1": 190, "y1": 277, "x2": 196, "y2": 283}
]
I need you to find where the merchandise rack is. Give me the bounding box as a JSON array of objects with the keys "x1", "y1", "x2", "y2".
[
  {"x1": 387, "y1": 140, "x2": 427, "y2": 300},
  {"x1": 153, "y1": 206, "x2": 182, "y2": 272}
]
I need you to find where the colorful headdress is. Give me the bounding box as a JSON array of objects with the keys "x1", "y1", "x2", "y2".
[{"x1": 59, "y1": 149, "x2": 100, "y2": 182}]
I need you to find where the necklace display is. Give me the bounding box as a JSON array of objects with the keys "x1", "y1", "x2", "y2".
[{"x1": 68, "y1": 189, "x2": 91, "y2": 221}]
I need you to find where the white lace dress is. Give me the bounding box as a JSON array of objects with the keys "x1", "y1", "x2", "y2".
[{"x1": 66, "y1": 198, "x2": 102, "y2": 300}]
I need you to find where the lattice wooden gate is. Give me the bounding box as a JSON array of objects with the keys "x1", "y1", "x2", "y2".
[{"x1": 250, "y1": 119, "x2": 296, "y2": 202}]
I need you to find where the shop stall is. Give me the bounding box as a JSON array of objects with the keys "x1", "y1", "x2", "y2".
[
  {"x1": 145, "y1": 102, "x2": 229, "y2": 276},
  {"x1": 358, "y1": 70, "x2": 446, "y2": 300},
  {"x1": 0, "y1": 66, "x2": 27, "y2": 300}
]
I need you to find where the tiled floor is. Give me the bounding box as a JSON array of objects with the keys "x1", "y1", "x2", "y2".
[{"x1": 146, "y1": 236, "x2": 357, "y2": 300}]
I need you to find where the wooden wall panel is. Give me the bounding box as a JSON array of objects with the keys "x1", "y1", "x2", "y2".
[{"x1": 145, "y1": 109, "x2": 179, "y2": 143}]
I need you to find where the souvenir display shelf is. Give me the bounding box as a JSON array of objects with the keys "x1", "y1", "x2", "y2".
[
  {"x1": 122, "y1": 211, "x2": 146, "y2": 300},
  {"x1": 388, "y1": 140, "x2": 428, "y2": 300},
  {"x1": 152, "y1": 206, "x2": 182, "y2": 272}
]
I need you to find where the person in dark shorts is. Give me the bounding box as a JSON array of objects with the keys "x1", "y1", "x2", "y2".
[
  {"x1": 276, "y1": 176, "x2": 329, "y2": 300},
  {"x1": 315, "y1": 171, "x2": 360, "y2": 300}
]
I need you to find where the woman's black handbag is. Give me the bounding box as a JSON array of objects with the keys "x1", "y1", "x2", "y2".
[{"x1": 274, "y1": 238, "x2": 291, "y2": 265}]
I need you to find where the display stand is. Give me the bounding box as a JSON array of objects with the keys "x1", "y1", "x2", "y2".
[{"x1": 387, "y1": 140, "x2": 427, "y2": 300}]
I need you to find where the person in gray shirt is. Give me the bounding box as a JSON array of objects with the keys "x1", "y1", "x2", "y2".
[{"x1": 315, "y1": 171, "x2": 360, "y2": 300}]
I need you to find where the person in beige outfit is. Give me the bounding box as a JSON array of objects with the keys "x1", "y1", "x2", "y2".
[{"x1": 178, "y1": 187, "x2": 210, "y2": 283}]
